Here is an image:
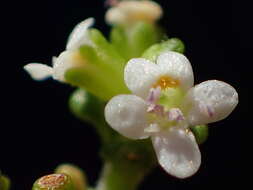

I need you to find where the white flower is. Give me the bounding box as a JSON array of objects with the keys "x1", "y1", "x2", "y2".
[
  {"x1": 24, "y1": 18, "x2": 94, "y2": 82},
  {"x1": 105, "y1": 51, "x2": 238, "y2": 178},
  {"x1": 105, "y1": 0, "x2": 163, "y2": 25}
]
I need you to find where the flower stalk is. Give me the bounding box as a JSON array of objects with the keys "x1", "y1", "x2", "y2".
[{"x1": 96, "y1": 162, "x2": 148, "y2": 190}]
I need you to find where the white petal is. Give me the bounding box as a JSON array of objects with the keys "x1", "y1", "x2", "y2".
[
  {"x1": 144, "y1": 123, "x2": 161, "y2": 133},
  {"x1": 53, "y1": 51, "x2": 85, "y2": 82},
  {"x1": 157, "y1": 51, "x2": 194, "y2": 91},
  {"x1": 124, "y1": 58, "x2": 160, "y2": 98},
  {"x1": 24, "y1": 63, "x2": 53, "y2": 80},
  {"x1": 52, "y1": 56, "x2": 58, "y2": 67},
  {"x1": 105, "y1": 95, "x2": 149, "y2": 139},
  {"x1": 66, "y1": 18, "x2": 94, "y2": 50},
  {"x1": 152, "y1": 127, "x2": 201, "y2": 178},
  {"x1": 185, "y1": 80, "x2": 239, "y2": 125}
]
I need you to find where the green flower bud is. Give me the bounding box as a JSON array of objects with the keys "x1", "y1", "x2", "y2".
[
  {"x1": 142, "y1": 38, "x2": 185, "y2": 62},
  {"x1": 110, "y1": 26, "x2": 129, "y2": 59},
  {"x1": 55, "y1": 164, "x2": 87, "y2": 190},
  {"x1": 129, "y1": 22, "x2": 160, "y2": 57},
  {"x1": 0, "y1": 174, "x2": 10, "y2": 190},
  {"x1": 191, "y1": 125, "x2": 209, "y2": 145},
  {"x1": 32, "y1": 174, "x2": 75, "y2": 190},
  {"x1": 69, "y1": 88, "x2": 104, "y2": 124},
  {"x1": 110, "y1": 22, "x2": 161, "y2": 59}
]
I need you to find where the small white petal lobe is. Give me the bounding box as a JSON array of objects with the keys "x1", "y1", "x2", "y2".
[
  {"x1": 66, "y1": 17, "x2": 94, "y2": 50},
  {"x1": 24, "y1": 63, "x2": 53, "y2": 80}
]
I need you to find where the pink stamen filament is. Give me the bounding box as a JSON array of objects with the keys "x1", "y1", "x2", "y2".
[
  {"x1": 146, "y1": 87, "x2": 161, "y2": 104},
  {"x1": 167, "y1": 108, "x2": 185, "y2": 121}
]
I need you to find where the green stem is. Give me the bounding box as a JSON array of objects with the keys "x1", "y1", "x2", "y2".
[
  {"x1": 96, "y1": 162, "x2": 146, "y2": 190},
  {"x1": 96, "y1": 139, "x2": 157, "y2": 190}
]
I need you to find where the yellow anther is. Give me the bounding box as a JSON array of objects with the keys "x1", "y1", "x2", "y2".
[{"x1": 153, "y1": 76, "x2": 179, "y2": 89}]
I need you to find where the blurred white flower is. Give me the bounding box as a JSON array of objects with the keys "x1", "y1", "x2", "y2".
[
  {"x1": 24, "y1": 18, "x2": 94, "y2": 82},
  {"x1": 105, "y1": 0, "x2": 163, "y2": 25},
  {"x1": 105, "y1": 51, "x2": 238, "y2": 178}
]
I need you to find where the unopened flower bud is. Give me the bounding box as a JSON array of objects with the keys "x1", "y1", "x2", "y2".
[
  {"x1": 105, "y1": 0, "x2": 163, "y2": 25},
  {"x1": 55, "y1": 164, "x2": 87, "y2": 190},
  {"x1": 32, "y1": 174, "x2": 75, "y2": 190}
]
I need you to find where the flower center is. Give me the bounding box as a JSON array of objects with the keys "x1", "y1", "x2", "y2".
[
  {"x1": 153, "y1": 76, "x2": 180, "y2": 90},
  {"x1": 145, "y1": 87, "x2": 186, "y2": 132}
]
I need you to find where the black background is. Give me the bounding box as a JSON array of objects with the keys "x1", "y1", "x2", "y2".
[{"x1": 1, "y1": 0, "x2": 251, "y2": 189}]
